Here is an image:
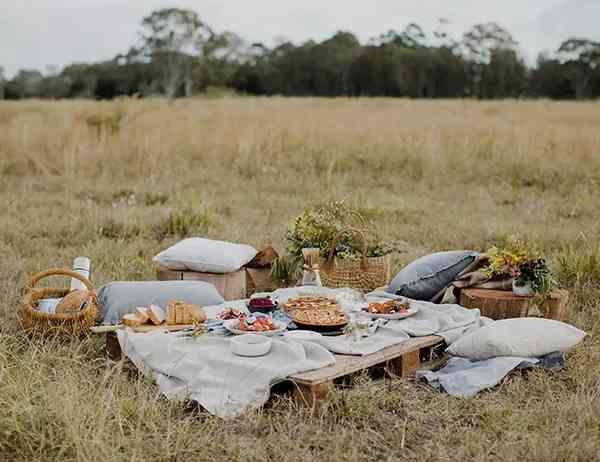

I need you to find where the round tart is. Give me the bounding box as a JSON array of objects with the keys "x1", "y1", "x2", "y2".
[
  {"x1": 292, "y1": 308, "x2": 348, "y2": 327},
  {"x1": 283, "y1": 296, "x2": 340, "y2": 313}
]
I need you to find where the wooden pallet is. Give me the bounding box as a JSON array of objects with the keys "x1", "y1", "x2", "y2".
[{"x1": 288, "y1": 335, "x2": 445, "y2": 407}]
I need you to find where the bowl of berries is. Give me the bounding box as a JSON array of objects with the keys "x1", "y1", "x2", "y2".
[{"x1": 247, "y1": 294, "x2": 278, "y2": 314}]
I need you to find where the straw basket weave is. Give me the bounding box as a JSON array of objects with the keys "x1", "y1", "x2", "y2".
[
  {"x1": 317, "y1": 228, "x2": 391, "y2": 292},
  {"x1": 21, "y1": 268, "x2": 98, "y2": 336}
]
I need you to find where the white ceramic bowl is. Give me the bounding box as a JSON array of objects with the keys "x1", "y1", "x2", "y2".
[
  {"x1": 284, "y1": 330, "x2": 323, "y2": 342},
  {"x1": 230, "y1": 334, "x2": 272, "y2": 357}
]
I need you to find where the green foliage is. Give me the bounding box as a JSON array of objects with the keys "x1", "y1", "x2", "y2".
[
  {"x1": 167, "y1": 205, "x2": 211, "y2": 238},
  {"x1": 143, "y1": 192, "x2": 169, "y2": 206},
  {"x1": 555, "y1": 244, "x2": 600, "y2": 289},
  {"x1": 270, "y1": 254, "x2": 303, "y2": 286},
  {"x1": 285, "y1": 200, "x2": 401, "y2": 260},
  {"x1": 4, "y1": 12, "x2": 600, "y2": 100}
]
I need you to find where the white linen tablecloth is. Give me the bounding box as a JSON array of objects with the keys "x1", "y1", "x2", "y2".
[{"x1": 117, "y1": 286, "x2": 488, "y2": 417}]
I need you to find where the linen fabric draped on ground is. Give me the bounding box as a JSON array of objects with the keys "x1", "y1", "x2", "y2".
[{"x1": 117, "y1": 287, "x2": 485, "y2": 417}]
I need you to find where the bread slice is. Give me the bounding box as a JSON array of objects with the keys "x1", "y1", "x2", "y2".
[
  {"x1": 175, "y1": 304, "x2": 183, "y2": 325},
  {"x1": 135, "y1": 307, "x2": 150, "y2": 324},
  {"x1": 147, "y1": 304, "x2": 166, "y2": 325},
  {"x1": 122, "y1": 313, "x2": 143, "y2": 327},
  {"x1": 166, "y1": 303, "x2": 176, "y2": 325}
]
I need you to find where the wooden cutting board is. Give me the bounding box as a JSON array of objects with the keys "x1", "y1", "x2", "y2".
[
  {"x1": 91, "y1": 324, "x2": 194, "y2": 334},
  {"x1": 132, "y1": 324, "x2": 194, "y2": 333}
]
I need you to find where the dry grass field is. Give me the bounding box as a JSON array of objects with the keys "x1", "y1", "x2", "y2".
[{"x1": 1, "y1": 97, "x2": 600, "y2": 461}]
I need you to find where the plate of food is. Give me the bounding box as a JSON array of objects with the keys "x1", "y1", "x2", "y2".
[
  {"x1": 223, "y1": 314, "x2": 287, "y2": 336},
  {"x1": 218, "y1": 307, "x2": 246, "y2": 320},
  {"x1": 283, "y1": 295, "x2": 340, "y2": 313},
  {"x1": 292, "y1": 308, "x2": 349, "y2": 332},
  {"x1": 361, "y1": 300, "x2": 419, "y2": 320}
]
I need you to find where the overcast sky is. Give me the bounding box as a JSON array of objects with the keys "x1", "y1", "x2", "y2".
[{"x1": 2, "y1": 0, "x2": 599, "y2": 78}]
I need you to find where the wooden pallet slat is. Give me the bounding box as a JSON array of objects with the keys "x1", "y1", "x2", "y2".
[
  {"x1": 288, "y1": 335, "x2": 444, "y2": 407},
  {"x1": 289, "y1": 335, "x2": 442, "y2": 385}
]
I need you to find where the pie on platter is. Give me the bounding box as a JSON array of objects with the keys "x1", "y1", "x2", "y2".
[
  {"x1": 283, "y1": 296, "x2": 340, "y2": 313},
  {"x1": 292, "y1": 308, "x2": 349, "y2": 330}
]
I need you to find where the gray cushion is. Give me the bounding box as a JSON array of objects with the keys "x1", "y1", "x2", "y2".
[
  {"x1": 99, "y1": 281, "x2": 225, "y2": 324},
  {"x1": 387, "y1": 250, "x2": 479, "y2": 300}
]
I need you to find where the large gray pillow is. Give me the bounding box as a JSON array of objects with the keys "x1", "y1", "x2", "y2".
[
  {"x1": 386, "y1": 250, "x2": 479, "y2": 300},
  {"x1": 99, "y1": 281, "x2": 225, "y2": 324}
]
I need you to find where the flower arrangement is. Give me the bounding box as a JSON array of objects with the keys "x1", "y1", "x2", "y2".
[
  {"x1": 285, "y1": 200, "x2": 400, "y2": 260},
  {"x1": 271, "y1": 201, "x2": 401, "y2": 285},
  {"x1": 483, "y1": 239, "x2": 557, "y2": 296}
]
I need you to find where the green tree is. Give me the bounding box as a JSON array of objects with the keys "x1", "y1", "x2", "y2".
[
  {"x1": 461, "y1": 22, "x2": 519, "y2": 98},
  {"x1": 0, "y1": 66, "x2": 5, "y2": 100},
  {"x1": 480, "y1": 49, "x2": 526, "y2": 98},
  {"x1": 139, "y1": 8, "x2": 214, "y2": 96},
  {"x1": 557, "y1": 38, "x2": 600, "y2": 99}
]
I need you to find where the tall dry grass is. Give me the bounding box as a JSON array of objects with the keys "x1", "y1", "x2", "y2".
[{"x1": 1, "y1": 97, "x2": 599, "y2": 461}]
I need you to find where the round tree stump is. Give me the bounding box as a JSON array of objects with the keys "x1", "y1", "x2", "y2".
[{"x1": 459, "y1": 289, "x2": 569, "y2": 321}]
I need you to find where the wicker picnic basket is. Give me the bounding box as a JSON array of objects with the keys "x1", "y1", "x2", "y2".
[
  {"x1": 317, "y1": 228, "x2": 391, "y2": 292},
  {"x1": 21, "y1": 268, "x2": 98, "y2": 336}
]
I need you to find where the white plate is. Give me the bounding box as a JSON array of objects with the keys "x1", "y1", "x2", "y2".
[
  {"x1": 223, "y1": 319, "x2": 287, "y2": 336},
  {"x1": 360, "y1": 305, "x2": 419, "y2": 320},
  {"x1": 230, "y1": 334, "x2": 272, "y2": 357},
  {"x1": 284, "y1": 330, "x2": 323, "y2": 342}
]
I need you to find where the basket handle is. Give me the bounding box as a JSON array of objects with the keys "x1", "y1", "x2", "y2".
[
  {"x1": 29, "y1": 268, "x2": 94, "y2": 291},
  {"x1": 327, "y1": 227, "x2": 368, "y2": 263}
]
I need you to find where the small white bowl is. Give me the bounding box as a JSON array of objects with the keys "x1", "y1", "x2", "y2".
[
  {"x1": 284, "y1": 330, "x2": 323, "y2": 342},
  {"x1": 230, "y1": 334, "x2": 272, "y2": 357}
]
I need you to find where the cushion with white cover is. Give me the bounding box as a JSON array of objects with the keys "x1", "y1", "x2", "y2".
[
  {"x1": 446, "y1": 317, "x2": 586, "y2": 360},
  {"x1": 98, "y1": 280, "x2": 225, "y2": 325},
  {"x1": 153, "y1": 237, "x2": 258, "y2": 274}
]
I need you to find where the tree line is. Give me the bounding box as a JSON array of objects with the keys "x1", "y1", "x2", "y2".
[{"x1": 1, "y1": 8, "x2": 599, "y2": 100}]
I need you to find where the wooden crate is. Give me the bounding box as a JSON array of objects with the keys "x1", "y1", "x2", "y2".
[
  {"x1": 157, "y1": 267, "x2": 246, "y2": 301},
  {"x1": 245, "y1": 267, "x2": 278, "y2": 297},
  {"x1": 460, "y1": 288, "x2": 570, "y2": 321},
  {"x1": 288, "y1": 335, "x2": 445, "y2": 407}
]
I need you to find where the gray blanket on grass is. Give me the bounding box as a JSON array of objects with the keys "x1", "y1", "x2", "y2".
[{"x1": 417, "y1": 352, "x2": 565, "y2": 397}]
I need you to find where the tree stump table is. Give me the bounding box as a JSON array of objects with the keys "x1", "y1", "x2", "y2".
[{"x1": 459, "y1": 288, "x2": 569, "y2": 321}]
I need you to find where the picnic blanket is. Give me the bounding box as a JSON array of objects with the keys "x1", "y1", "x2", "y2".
[
  {"x1": 117, "y1": 286, "x2": 486, "y2": 417},
  {"x1": 417, "y1": 352, "x2": 565, "y2": 397},
  {"x1": 274, "y1": 287, "x2": 485, "y2": 355},
  {"x1": 118, "y1": 329, "x2": 335, "y2": 418}
]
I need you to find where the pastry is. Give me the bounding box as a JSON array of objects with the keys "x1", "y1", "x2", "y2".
[{"x1": 292, "y1": 308, "x2": 348, "y2": 327}]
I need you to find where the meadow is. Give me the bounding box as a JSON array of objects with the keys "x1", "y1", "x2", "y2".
[{"x1": 1, "y1": 97, "x2": 599, "y2": 461}]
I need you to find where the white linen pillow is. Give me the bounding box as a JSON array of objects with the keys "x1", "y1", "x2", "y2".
[
  {"x1": 153, "y1": 238, "x2": 258, "y2": 274},
  {"x1": 447, "y1": 318, "x2": 586, "y2": 360}
]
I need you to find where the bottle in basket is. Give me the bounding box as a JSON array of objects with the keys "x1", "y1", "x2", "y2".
[
  {"x1": 302, "y1": 248, "x2": 322, "y2": 287},
  {"x1": 70, "y1": 257, "x2": 91, "y2": 292}
]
